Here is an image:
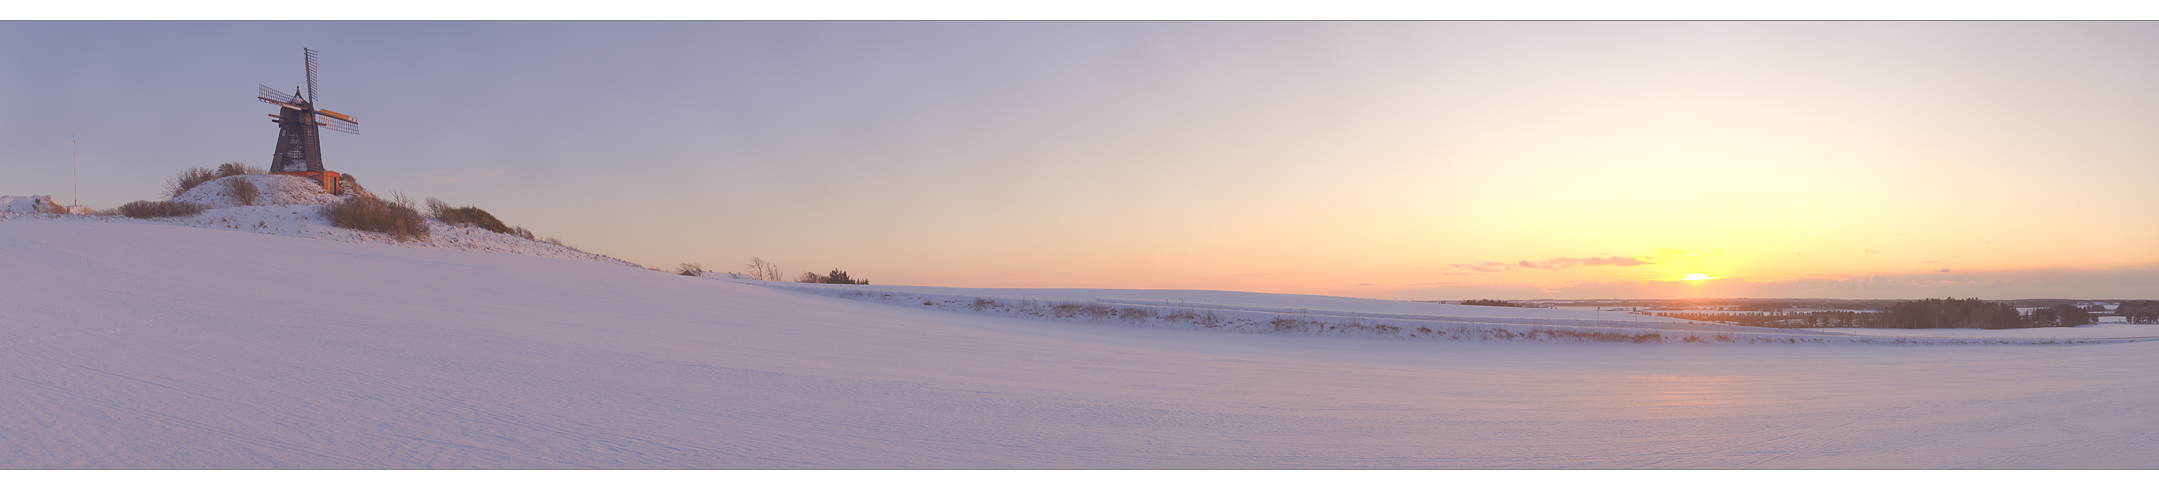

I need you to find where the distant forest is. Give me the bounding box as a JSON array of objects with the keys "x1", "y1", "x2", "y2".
[
  {"x1": 1459, "y1": 299, "x2": 1526, "y2": 307},
  {"x1": 1648, "y1": 298, "x2": 2144, "y2": 329},
  {"x1": 1420, "y1": 297, "x2": 2155, "y2": 328}
]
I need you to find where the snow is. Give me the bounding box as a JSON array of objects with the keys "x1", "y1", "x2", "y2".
[
  {"x1": 0, "y1": 195, "x2": 65, "y2": 217},
  {"x1": 170, "y1": 174, "x2": 353, "y2": 208},
  {"x1": 754, "y1": 281, "x2": 2152, "y2": 345},
  {"x1": 4, "y1": 176, "x2": 637, "y2": 268},
  {"x1": 5, "y1": 218, "x2": 2159, "y2": 468}
]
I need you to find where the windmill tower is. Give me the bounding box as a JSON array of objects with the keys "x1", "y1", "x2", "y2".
[{"x1": 258, "y1": 48, "x2": 358, "y2": 193}]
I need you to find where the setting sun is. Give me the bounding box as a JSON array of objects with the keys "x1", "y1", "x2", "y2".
[{"x1": 1683, "y1": 274, "x2": 1714, "y2": 282}]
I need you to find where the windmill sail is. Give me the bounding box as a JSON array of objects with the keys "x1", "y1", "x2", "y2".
[{"x1": 259, "y1": 84, "x2": 294, "y2": 103}]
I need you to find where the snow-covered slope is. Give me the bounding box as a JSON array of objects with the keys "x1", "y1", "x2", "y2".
[
  {"x1": 0, "y1": 195, "x2": 75, "y2": 217},
  {"x1": 170, "y1": 174, "x2": 354, "y2": 208},
  {"x1": 5, "y1": 219, "x2": 2159, "y2": 469},
  {"x1": 5, "y1": 175, "x2": 637, "y2": 267}
]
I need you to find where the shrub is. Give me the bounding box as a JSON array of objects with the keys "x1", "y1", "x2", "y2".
[
  {"x1": 324, "y1": 192, "x2": 430, "y2": 241},
  {"x1": 117, "y1": 200, "x2": 208, "y2": 219},
  {"x1": 797, "y1": 268, "x2": 869, "y2": 285},
  {"x1": 426, "y1": 197, "x2": 540, "y2": 240},
  {"x1": 338, "y1": 173, "x2": 365, "y2": 195},
  {"x1": 224, "y1": 177, "x2": 261, "y2": 206},
  {"x1": 215, "y1": 161, "x2": 263, "y2": 177},
  {"x1": 164, "y1": 167, "x2": 219, "y2": 199},
  {"x1": 1462, "y1": 299, "x2": 1524, "y2": 307},
  {"x1": 424, "y1": 197, "x2": 512, "y2": 233},
  {"x1": 745, "y1": 257, "x2": 784, "y2": 281},
  {"x1": 676, "y1": 262, "x2": 706, "y2": 276}
]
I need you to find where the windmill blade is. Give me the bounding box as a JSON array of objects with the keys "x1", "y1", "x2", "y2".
[
  {"x1": 316, "y1": 108, "x2": 358, "y2": 124},
  {"x1": 258, "y1": 97, "x2": 304, "y2": 111},
  {"x1": 305, "y1": 48, "x2": 319, "y2": 103},
  {"x1": 319, "y1": 118, "x2": 360, "y2": 135},
  {"x1": 259, "y1": 84, "x2": 294, "y2": 103}
]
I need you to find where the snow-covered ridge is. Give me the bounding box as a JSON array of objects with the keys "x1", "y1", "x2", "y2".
[
  {"x1": 2, "y1": 177, "x2": 641, "y2": 268},
  {"x1": 758, "y1": 281, "x2": 2159, "y2": 346},
  {"x1": 0, "y1": 195, "x2": 92, "y2": 217}
]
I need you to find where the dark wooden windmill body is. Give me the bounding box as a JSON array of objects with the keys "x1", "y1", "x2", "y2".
[{"x1": 258, "y1": 48, "x2": 358, "y2": 193}]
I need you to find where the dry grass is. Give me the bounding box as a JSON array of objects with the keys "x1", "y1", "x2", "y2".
[
  {"x1": 215, "y1": 161, "x2": 264, "y2": 177},
  {"x1": 117, "y1": 200, "x2": 208, "y2": 219},
  {"x1": 426, "y1": 197, "x2": 537, "y2": 240},
  {"x1": 338, "y1": 173, "x2": 365, "y2": 195},
  {"x1": 324, "y1": 192, "x2": 430, "y2": 241},
  {"x1": 224, "y1": 178, "x2": 261, "y2": 206},
  {"x1": 163, "y1": 167, "x2": 218, "y2": 199}
]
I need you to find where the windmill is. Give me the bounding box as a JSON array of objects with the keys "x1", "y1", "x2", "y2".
[{"x1": 258, "y1": 47, "x2": 358, "y2": 193}]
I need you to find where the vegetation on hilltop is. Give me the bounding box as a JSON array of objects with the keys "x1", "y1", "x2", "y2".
[
  {"x1": 798, "y1": 269, "x2": 868, "y2": 285},
  {"x1": 1460, "y1": 299, "x2": 1527, "y2": 307}
]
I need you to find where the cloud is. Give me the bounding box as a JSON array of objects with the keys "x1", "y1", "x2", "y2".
[
  {"x1": 1864, "y1": 249, "x2": 1880, "y2": 254},
  {"x1": 1519, "y1": 256, "x2": 1656, "y2": 270},
  {"x1": 1581, "y1": 256, "x2": 1652, "y2": 267},
  {"x1": 1447, "y1": 261, "x2": 1516, "y2": 273},
  {"x1": 1450, "y1": 254, "x2": 1660, "y2": 273},
  {"x1": 1936, "y1": 269, "x2": 1951, "y2": 273}
]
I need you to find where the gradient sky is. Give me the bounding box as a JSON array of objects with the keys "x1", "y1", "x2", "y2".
[{"x1": 4, "y1": 22, "x2": 2154, "y2": 300}]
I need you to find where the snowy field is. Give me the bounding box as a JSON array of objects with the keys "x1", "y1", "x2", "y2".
[{"x1": 5, "y1": 217, "x2": 2159, "y2": 468}]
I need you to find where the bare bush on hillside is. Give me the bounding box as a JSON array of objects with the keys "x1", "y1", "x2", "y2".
[
  {"x1": 117, "y1": 200, "x2": 208, "y2": 219},
  {"x1": 424, "y1": 197, "x2": 542, "y2": 241},
  {"x1": 164, "y1": 167, "x2": 219, "y2": 199},
  {"x1": 215, "y1": 161, "x2": 264, "y2": 177},
  {"x1": 324, "y1": 192, "x2": 429, "y2": 241},
  {"x1": 745, "y1": 257, "x2": 783, "y2": 281},
  {"x1": 224, "y1": 177, "x2": 261, "y2": 206},
  {"x1": 676, "y1": 262, "x2": 706, "y2": 276},
  {"x1": 425, "y1": 197, "x2": 515, "y2": 234}
]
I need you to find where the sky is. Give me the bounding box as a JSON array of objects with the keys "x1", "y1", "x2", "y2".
[{"x1": 3, "y1": 21, "x2": 2155, "y2": 300}]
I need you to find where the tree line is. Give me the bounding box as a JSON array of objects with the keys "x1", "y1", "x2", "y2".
[{"x1": 1650, "y1": 297, "x2": 2129, "y2": 329}]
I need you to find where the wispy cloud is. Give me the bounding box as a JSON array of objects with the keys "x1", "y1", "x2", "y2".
[
  {"x1": 1450, "y1": 255, "x2": 1658, "y2": 273},
  {"x1": 1447, "y1": 261, "x2": 1516, "y2": 273}
]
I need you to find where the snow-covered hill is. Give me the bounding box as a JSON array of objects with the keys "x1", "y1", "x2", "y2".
[
  {"x1": 4, "y1": 218, "x2": 2159, "y2": 468},
  {"x1": 4, "y1": 176, "x2": 638, "y2": 267}
]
